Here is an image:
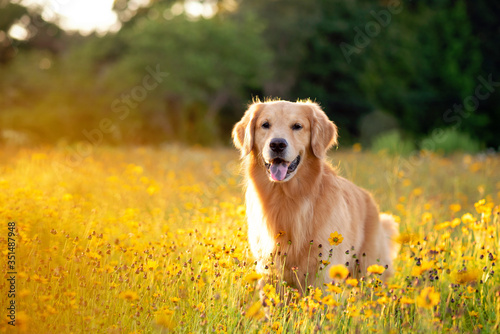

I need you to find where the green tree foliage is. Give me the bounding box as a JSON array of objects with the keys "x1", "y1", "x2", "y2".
[
  {"x1": 102, "y1": 9, "x2": 271, "y2": 144},
  {"x1": 0, "y1": 0, "x2": 499, "y2": 149},
  {"x1": 293, "y1": 0, "x2": 482, "y2": 144},
  {"x1": 1, "y1": 2, "x2": 271, "y2": 145}
]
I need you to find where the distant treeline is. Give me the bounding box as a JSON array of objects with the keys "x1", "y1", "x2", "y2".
[{"x1": 0, "y1": 0, "x2": 499, "y2": 150}]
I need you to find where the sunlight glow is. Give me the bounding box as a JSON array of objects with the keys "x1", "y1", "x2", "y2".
[
  {"x1": 16, "y1": 0, "x2": 218, "y2": 34},
  {"x1": 8, "y1": 23, "x2": 30, "y2": 40},
  {"x1": 184, "y1": 0, "x2": 217, "y2": 19},
  {"x1": 20, "y1": 0, "x2": 120, "y2": 35}
]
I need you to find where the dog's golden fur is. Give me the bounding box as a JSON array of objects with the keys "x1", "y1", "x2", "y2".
[{"x1": 232, "y1": 100, "x2": 399, "y2": 292}]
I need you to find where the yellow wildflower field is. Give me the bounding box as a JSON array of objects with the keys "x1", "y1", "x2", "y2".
[{"x1": 0, "y1": 146, "x2": 498, "y2": 333}]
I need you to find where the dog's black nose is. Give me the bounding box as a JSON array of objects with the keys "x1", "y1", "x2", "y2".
[{"x1": 270, "y1": 138, "x2": 288, "y2": 153}]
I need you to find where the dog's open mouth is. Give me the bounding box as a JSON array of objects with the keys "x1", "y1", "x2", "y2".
[{"x1": 265, "y1": 155, "x2": 301, "y2": 181}]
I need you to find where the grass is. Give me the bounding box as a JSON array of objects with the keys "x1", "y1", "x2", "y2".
[{"x1": 0, "y1": 145, "x2": 498, "y2": 333}]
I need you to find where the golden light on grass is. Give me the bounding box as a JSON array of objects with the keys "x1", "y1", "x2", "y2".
[{"x1": 0, "y1": 146, "x2": 498, "y2": 333}]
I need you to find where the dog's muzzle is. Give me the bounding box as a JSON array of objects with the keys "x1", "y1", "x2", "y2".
[{"x1": 265, "y1": 155, "x2": 301, "y2": 181}]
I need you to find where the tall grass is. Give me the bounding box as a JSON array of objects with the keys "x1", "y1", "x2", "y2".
[{"x1": 0, "y1": 146, "x2": 498, "y2": 333}]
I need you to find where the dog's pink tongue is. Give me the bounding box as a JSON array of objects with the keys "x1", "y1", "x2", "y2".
[{"x1": 270, "y1": 161, "x2": 289, "y2": 181}]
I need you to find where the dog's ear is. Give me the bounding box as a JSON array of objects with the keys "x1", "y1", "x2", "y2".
[
  {"x1": 309, "y1": 103, "x2": 338, "y2": 159},
  {"x1": 232, "y1": 103, "x2": 262, "y2": 157}
]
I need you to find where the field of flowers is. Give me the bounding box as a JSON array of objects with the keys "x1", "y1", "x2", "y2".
[{"x1": 0, "y1": 145, "x2": 499, "y2": 333}]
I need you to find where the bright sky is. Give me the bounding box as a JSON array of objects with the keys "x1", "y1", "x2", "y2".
[
  {"x1": 19, "y1": 0, "x2": 121, "y2": 35},
  {"x1": 12, "y1": 0, "x2": 216, "y2": 36}
]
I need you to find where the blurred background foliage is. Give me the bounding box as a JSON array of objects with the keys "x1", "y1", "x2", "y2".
[{"x1": 0, "y1": 0, "x2": 499, "y2": 151}]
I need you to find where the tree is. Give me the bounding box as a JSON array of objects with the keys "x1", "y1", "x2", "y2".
[{"x1": 64, "y1": 3, "x2": 272, "y2": 144}]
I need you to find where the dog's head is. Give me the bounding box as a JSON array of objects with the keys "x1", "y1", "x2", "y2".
[{"x1": 232, "y1": 100, "x2": 338, "y2": 182}]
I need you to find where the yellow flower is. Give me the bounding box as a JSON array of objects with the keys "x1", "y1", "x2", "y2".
[
  {"x1": 421, "y1": 212, "x2": 433, "y2": 224},
  {"x1": 412, "y1": 188, "x2": 423, "y2": 196},
  {"x1": 312, "y1": 287, "x2": 322, "y2": 301},
  {"x1": 367, "y1": 264, "x2": 385, "y2": 275},
  {"x1": 14, "y1": 311, "x2": 30, "y2": 332},
  {"x1": 469, "y1": 310, "x2": 479, "y2": 318},
  {"x1": 263, "y1": 284, "x2": 279, "y2": 302},
  {"x1": 155, "y1": 311, "x2": 176, "y2": 330},
  {"x1": 450, "y1": 218, "x2": 461, "y2": 228},
  {"x1": 216, "y1": 324, "x2": 227, "y2": 333},
  {"x1": 46, "y1": 305, "x2": 57, "y2": 314},
  {"x1": 346, "y1": 278, "x2": 358, "y2": 287},
  {"x1": 321, "y1": 295, "x2": 337, "y2": 307},
  {"x1": 275, "y1": 230, "x2": 286, "y2": 239},
  {"x1": 147, "y1": 185, "x2": 159, "y2": 195},
  {"x1": 272, "y1": 322, "x2": 282, "y2": 334},
  {"x1": 18, "y1": 289, "x2": 31, "y2": 298},
  {"x1": 119, "y1": 290, "x2": 139, "y2": 301},
  {"x1": 195, "y1": 302, "x2": 205, "y2": 312},
  {"x1": 62, "y1": 193, "x2": 73, "y2": 201},
  {"x1": 396, "y1": 203, "x2": 406, "y2": 214},
  {"x1": 325, "y1": 283, "x2": 342, "y2": 294},
  {"x1": 449, "y1": 203, "x2": 461, "y2": 212},
  {"x1": 440, "y1": 231, "x2": 450, "y2": 240},
  {"x1": 453, "y1": 268, "x2": 480, "y2": 284},
  {"x1": 474, "y1": 199, "x2": 486, "y2": 213},
  {"x1": 461, "y1": 213, "x2": 475, "y2": 224},
  {"x1": 328, "y1": 231, "x2": 344, "y2": 246},
  {"x1": 400, "y1": 296, "x2": 414, "y2": 304},
  {"x1": 396, "y1": 232, "x2": 420, "y2": 245},
  {"x1": 411, "y1": 261, "x2": 434, "y2": 276},
  {"x1": 146, "y1": 260, "x2": 159, "y2": 271},
  {"x1": 416, "y1": 287, "x2": 440, "y2": 309},
  {"x1": 329, "y1": 264, "x2": 349, "y2": 280},
  {"x1": 347, "y1": 305, "x2": 360, "y2": 317},
  {"x1": 377, "y1": 296, "x2": 389, "y2": 305},
  {"x1": 32, "y1": 274, "x2": 48, "y2": 284},
  {"x1": 244, "y1": 272, "x2": 263, "y2": 283},
  {"x1": 246, "y1": 301, "x2": 265, "y2": 320},
  {"x1": 434, "y1": 221, "x2": 450, "y2": 231}
]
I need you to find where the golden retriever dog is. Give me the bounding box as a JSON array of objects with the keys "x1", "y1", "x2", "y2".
[{"x1": 232, "y1": 100, "x2": 399, "y2": 293}]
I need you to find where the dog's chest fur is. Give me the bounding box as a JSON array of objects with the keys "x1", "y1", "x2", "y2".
[{"x1": 243, "y1": 157, "x2": 369, "y2": 288}]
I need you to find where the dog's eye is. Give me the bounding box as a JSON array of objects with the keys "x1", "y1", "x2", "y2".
[
  {"x1": 262, "y1": 121, "x2": 270, "y2": 129},
  {"x1": 292, "y1": 123, "x2": 303, "y2": 130}
]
